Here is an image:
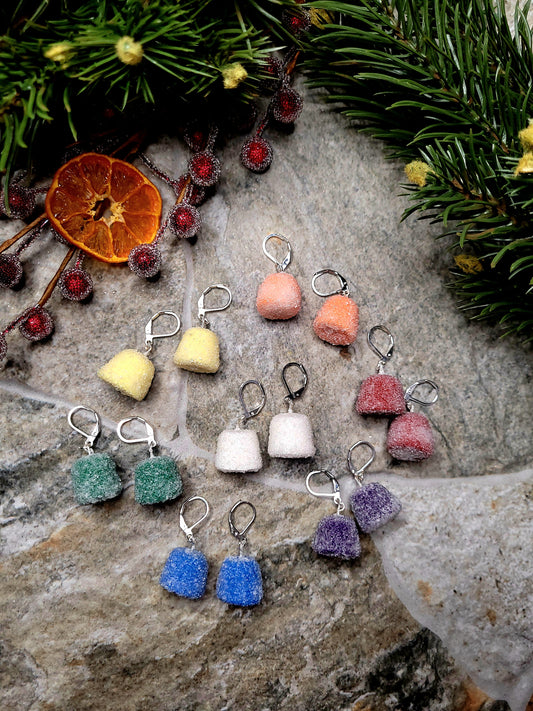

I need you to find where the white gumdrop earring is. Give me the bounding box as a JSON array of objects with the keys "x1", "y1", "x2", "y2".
[
  {"x1": 267, "y1": 361, "x2": 315, "y2": 459},
  {"x1": 215, "y1": 379, "x2": 266, "y2": 473}
]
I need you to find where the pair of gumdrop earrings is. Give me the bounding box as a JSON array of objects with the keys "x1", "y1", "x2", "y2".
[
  {"x1": 306, "y1": 441, "x2": 401, "y2": 561},
  {"x1": 255, "y1": 233, "x2": 360, "y2": 347},
  {"x1": 160, "y1": 498, "x2": 263, "y2": 607},
  {"x1": 214, "y1": 362, "x2": 316, "y2": 474},
  {"x1": 98, "y1": 284, "x2": 233, "y2": 400},
  {"x1": 68, "y1": 407, "x2": 182, "y2": 506},
  {"x1": 355, "y1": 325, "x2": 440, "y2": 461}
]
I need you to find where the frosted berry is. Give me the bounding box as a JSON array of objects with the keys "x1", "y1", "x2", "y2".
[
  {"x1": 0, "y1": 183, "x2": 36, "y2": 220},
  {"x1": 183, "y1": 125, "x2": 207, "y2": 152},
  {"x1": 169, "y1": 204, "x2": 201, "y2": 238},
  {"x1": 0, "y1": 333, "x2": 7, "y2": 360},
  {"x1": 240, "y1": 137, "x2": 273, "y2": 173},
  {"x1": 58, "y1": 268, "x2": 93, "y2": 301},
  {"x1": 261, "y1": 57, "x2": 283, "y2": 93},
  {"x1": 272, "y1": 87, "x2": 303, "y2": 124},
  {"x1": 173, "y1": 175, "x2": 206, "y2": 206},
  {"x1": 19, "y1": 306, "x2": 54, "y2": 341},
  {"x1": 128, "y1": 244, "x2": 162, "y2": 278},
  {"x1": 282, "y1": 9, "x2": 312, "y2": 35},
  {"x1": 188, "y1": 151, "x2": 221, "y2": 187},
  {"x1": 0, "y1": 254, "x2": 23, "y2": 288}
]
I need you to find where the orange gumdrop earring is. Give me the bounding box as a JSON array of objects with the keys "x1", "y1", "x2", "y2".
[
  {"x1": 311, "y1": 269, "x2": 359, "y2": 346},
  {"x1": 256, "y1": 233, "x2": 302, "y2": 320}
]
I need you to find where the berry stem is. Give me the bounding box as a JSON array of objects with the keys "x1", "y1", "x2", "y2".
[
  {"x1": 38, "y1": 247, "x2": 76, "y2": 307},
  {"x1": 0, "y1": 214, "x2": 46, "y2": 254},
  {"x1": 14, "y1": 218, "x2": 48, "y2": 256}
]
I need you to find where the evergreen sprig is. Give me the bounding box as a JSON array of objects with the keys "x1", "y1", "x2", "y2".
[{"x1": 303, "y1": 0, "x2": 533, "y2": 339}]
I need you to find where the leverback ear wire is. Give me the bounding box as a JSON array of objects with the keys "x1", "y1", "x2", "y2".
[
  {"x1": 117, "y1": 416, "x2": 157, "y2": 458},
  {"x1": 144, "y1": 311, "x2": 181, "y2": 355},
  {"x1": 179, "y1": 495, "x2": 210, "y2": 548},
  {"x1": 238, "y1": 379, "x2": 267, "y2": 427},
  {"x1": 228, "y1": 500, "x2": 257, "y2": 555},
  {"x1": 367, "y1": 325, "x2": 394, "y2": 374},
  {"x1": 282, "y1": 361, "x2": 308, "y2": 412},
  {"x1": 347, "y1": 440, "x2": 376, "y2": 487},
  {"x1": 197, "y1": 284, "x2": 232, "y2": 328},
  {"x1": 306, "y1": 469, "x2": 345, "y2": 515},
  {"x1": 404, "y1": 379, "x2": 440, "y2": 409},
  {"x1": 262, "y1": 233, "x2": 292, "y2": 272},
  {"x1": 68, "y1": 405, "x2": 101, "y2": 455},
  {"x1": 311, "y1": 268, "x2": 350, "y2": 297}
]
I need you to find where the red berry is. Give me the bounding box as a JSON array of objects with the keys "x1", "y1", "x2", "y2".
[
  {"x1": 0, "y1": 183, "x2": 36, "y2": 220},
  {"x1": 0, "y1": 333, "x2": 6, "y2": 360},
  {"x1": 128, "y1": 244, "x2": 162, "y2": 278},
  {"x1": 0, "y1": 254, "x2": 23, "y2": 288},
  {"x1": 272, "y1": 87, "x2": 303, "y2": 124},
  {"x1": 282, "y1": 9, "x2": 311, "y2": 35},
  {"x1": 169, "y1": 204, "x2": 201, "y2": 238},
  {"x1": 188, "y1": 151, "x2": 221, "y2": 187},
  {"x1": 58, "y1": 268, "x2": 94, "y2": 301},
  {"x1": 172, "y1": 175, "x2": 206, "y2": 206},
  {"x1": 19, "y1": 306, "x2": 54, "y2": 342},
  {"x1": 260, "y1": 57, "x2": 283, "y2": 94},
  {"x1": 240, "y1": 137, "x2": 273, "y2": 173},
  {"x1": 183, "y1": 125, "x2": 208, "y2": 151}
]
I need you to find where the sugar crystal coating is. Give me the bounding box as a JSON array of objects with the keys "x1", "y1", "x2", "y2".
[
  {"x1": 71, "y1": 453, "x2": 122, "y2": 505},
  {"x1": 350, "y1": 481, "x2": 402, "y2": 533},
  {"x1": 356, "y1": 374, "x2": 407, "y2": 416},
  {"x1": 173, "y1": 327, "x2": 220, "y2": 374},
  {"x1": 160, "y1": 547, "x2": 208, "y2": 599},
  {"x1": 267, "y1": 412, "x2": 315, "y2": 458},
  {"x1": 134, "y1": 455, "x2": 182, "y2": 505},
  {"x1": 215, "y1": 429, "x2": 262, "y2": 473},
  {"x1": 312, "y1": 514, "x2": 361, "y2": 560},
  {"x1": 216, "y1": 555, "x2": 263, "y2": 606},
  {"x1": 387, "y1": 411, "x2": 434, "y2": 461},
  {"x1": 97, "y1": 349, "x2": 155, "y2": 401},
  {"x1": 313, "y1": 294, "x2": 359, "y2": 346},
  {"x1": 256, "y1": 272, "x2": 302, "y2": 320}
]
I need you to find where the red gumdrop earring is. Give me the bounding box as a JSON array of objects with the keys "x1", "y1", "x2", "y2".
[{"x1": 386, "y1": 379, "x2": 440, "y2": 461}]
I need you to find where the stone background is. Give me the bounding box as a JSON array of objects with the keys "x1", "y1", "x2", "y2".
[{"x1": 1, "y1": 55, "x2": 532, "y2": 711}]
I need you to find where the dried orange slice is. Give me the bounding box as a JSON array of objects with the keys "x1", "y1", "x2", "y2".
[{"x1": 45, "y1": 153, "x2": 162, "y2": 263}]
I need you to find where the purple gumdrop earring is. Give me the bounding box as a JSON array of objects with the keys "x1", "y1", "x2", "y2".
[
  {"x1": 348, "y1": 441, "x2": 402, "y2": 533},
  {"x1": 306, "y1": 469, "x2": 361, "y2": 560}
]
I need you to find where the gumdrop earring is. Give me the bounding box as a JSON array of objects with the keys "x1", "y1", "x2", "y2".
[
  {"x1": 311, "y1": 269, "x2": 359, "y2": 346},
  {"x1": 117, "y1": 416, "x2": 183, "y2": 505},
  {"x1": 67, "y1": 406, "x2": 122, "y2": 505},
  {"x1": 98, "y1": 310, "x2": 181, "y2": 401},
  {"x1": 355, "y1": 325, "x2": 406, "y2": 416},
  {"x1": 173, "y1": 283, "x2": 232, "y2": 374},
  {"x1": 306, "y1": 469, "x2": 361, "y2": 560},
  {"x1": 256, "y1": 233, "x2": 302, "y2": 320},
  {"x1": 347, "y1": 441, "x2": 402, "y2": 532},
  {"x1": 267, "y1": 362, "x2": 315, "y2": 459},
  {"x1": 216, "y1": 500, "x2": 263, "y2": 607},
  {"x1": 215, "y1": 379, "x2": 266, "y2": 473},
  {"x1": 159, "y1": 495, "x2": 210, "y2": 599},
  {"x1": 386, "y1": 379, "x2": 440, "y2": 461}
]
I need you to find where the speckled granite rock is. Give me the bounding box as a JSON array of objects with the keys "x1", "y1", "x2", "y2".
[{"x1": 1, "y1": 74, "x2": 532, "y2": 711}]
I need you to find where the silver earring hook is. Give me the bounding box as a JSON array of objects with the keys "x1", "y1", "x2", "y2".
[
  {"x1": 238, "y1": 379, "x2": 266, "y2": 426},
  {"x1": 197, "y1": 284, "x2": 232, "y2": 328},
  {"x1": 116, "y1": 416, "x2": 157, "y2": 458},
  {"x1": 282, "y1": 362, "x2": 308, "y2": 411},
  {"x1": 144, "y1": 311, "x2": 181, "y2": 355},
  {"x1": 179, "y1": 495, "x2": 210, "y2": 547},
  {"x1": 368, "y1": 325, "x2": 394, "y2": 373},
  {"x1": 311, "y1": 268, "x2": 350, "y2": 297},
  {"x1": 262, "y1": 233, "x2": 292, "y2": 272},
  {"x1": 228, "y1": 500, "x2": 257, "y2": 554},
  {"x1": 405, "y1": 379, "x2": 440, "y2": 408},
  {"x1": 347, "y1": 441, "x2": 376, "y2": 486},
  {"x1": 306, "y1": 469, "x2": 345, "y2": 514},
  {"x1": 68, "y1": 405, "x2": 101, "y2": 455}
]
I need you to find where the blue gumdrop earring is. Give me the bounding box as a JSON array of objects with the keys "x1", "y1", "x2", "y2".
[
  {"x1": 216, "y1": 500, "x2": 263, "y2": 607},
  {"x1": 159, "y1": 495, "x2": 210, "y2": 599}
]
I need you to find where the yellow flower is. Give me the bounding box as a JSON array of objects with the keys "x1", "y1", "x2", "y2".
[
  {"x1": 115, "y1": 36, "x2": 144, "y2": 66},
  {"x1": 222, "y1": 63, "x2": 248, "y2": 89},
  {"x1": 515, "y1": 152, "x2": 533, "y2": 175},
  {"x1": 518, "y1": 120, "x2": 533, "y2": 151},
  {"x1": 309, "y1": 8, "x2": 333, "y2": 28},
  {"x1": 405, "y1": 160, "x2": 431, "y2": 187},
  {"x1": 454, "y1": 254, "x2": 483, "y2": 275},
  {"x1": 44, "y1": 42, "x2": 73, "y2": 68}
]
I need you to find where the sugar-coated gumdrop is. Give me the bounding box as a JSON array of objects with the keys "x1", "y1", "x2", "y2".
[
  {"x1": 216, "y1": 555, "x2": 263, "y2": 607},
  {"x1": 160, "y1": 547, "x2": 208, "y2": 599},
  {"x1": 350, "y1": 482, "x2": 402, "y2": 533},
  {"x1": 313, "y1": 294, "x2": 359, "y2": 346},
  {"x1": 71, "y1": 453, "x2": 122, "y2": 505},
  {"x1": 256, "y1": 272, "x2": 302, "y2": 320},
  {"x1": 215, "y1": 429, "x2": 262, "y2": 473},
  {"x1": 134, "y1": 455, "x2": 182, "y2": 505},
  {"x1": 98, "y1": 348, "x2": 155, "y2": 401},
  {"x1": 312, "y1": 514, "x2": 361, "y2": 560},
  {"x1": 387, "y1": 411, "x2": 434, "y2": 461},
  {"x1": 356, "y1": 374, "x2": 407, "y2": 416},
  {"x1": 173, "y1": 327, "x2": 220, "y2": 374},
  {"x1": 267, "y1": 412, "x2": 315, "y2": 459}
]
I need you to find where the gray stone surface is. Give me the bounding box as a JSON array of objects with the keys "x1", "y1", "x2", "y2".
[{"x1": 1, "y1": 78, "x2": 532, "y2": 711}]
